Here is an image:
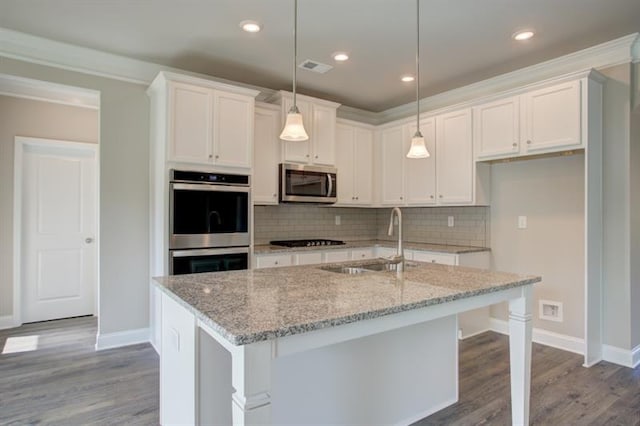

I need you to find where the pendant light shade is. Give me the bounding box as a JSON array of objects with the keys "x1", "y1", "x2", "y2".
[
  {"x1": 280, "y1": 106, "x2": 308, "y2": 141},
  {"x1": 407, "y1": 130, "x2": 430, "y2": 158},
  {"x1": 406, "y1": 0, "x2": 430, "y2": 159},
  {"x1": 280, "y1": 0, "x2": 309, "y2": 141}
]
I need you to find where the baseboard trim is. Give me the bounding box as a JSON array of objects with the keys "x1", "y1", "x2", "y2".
[
  {"x1": 95, "y1": 327, "x2": 150, "y2": 351},
  {"x1": 459, "y1": 327, "x2": 492, "y2": 340},
  {"x1": 602, "y1": 344, "x2": 640, "y2": 368},
  {"x1": 0, "y1": 315, "x2": 16, "y2": 330},
  {"x1": 489, "y1": 318, "x2": 584, "y2": 355},
  {"x1": 393, "y1": 396, "x2": 458, "y2": 426}
]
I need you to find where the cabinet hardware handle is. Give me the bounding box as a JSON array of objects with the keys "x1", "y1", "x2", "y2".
[
  {"x1": 430, "y1": 195, "x2": 434, "y2": 199},
  {"x1": 274, "y1": 261, "x2": 278, "y2": 265},
  {"x1": 439, "y1": 195, "x2": 443, "y2": 198},
  {"x1": 85, "y1": 237, "x2": 94, "y2": 244},
  {"x1": 273, "y1": 193, "x2": 277, "y2": 197},
  {"x1": 315, "y1": 155, "x2": 318, "y2": 159},
  {"x1": 512, "y1": 143, "x2": 517, "y2": 147},
  {"x1": 526, "y1": 140, "x2": 532, "y2": 144},
  {"x1": 306, "y1": 154, "x2": 310, "y2": 158},
  {"x1": 431, "y1": 260, "x2": 436, "y2": 263},
  {"x1": 356, "y1": 197, "x2": 359, "y2": 200},
  {"x1": 400, "y1": 196, "x2": 403, "y2": 200},
  {"x1": 208, "y1": 154, "x2": 213, "y2": 159},
  {"x1": 215, "y1": 155, "x2": 219, "y2": 159}
]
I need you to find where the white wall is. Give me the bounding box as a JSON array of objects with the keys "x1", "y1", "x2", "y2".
[
  {"x1": 489, "y1": 154, "x2": 585, "y2": 339},
  {"x1": 0, "y1": 95, "x2": 99, "y2": 316},
  {"x1": 0, "y1": 57, "x2": 150, "y2": 335}
]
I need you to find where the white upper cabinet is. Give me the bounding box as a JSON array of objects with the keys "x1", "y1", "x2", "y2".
[
  {"x1": 380, "y1": 125, "x2": 405, "y2": 205},
  {"x1": 336, "y1": 121, "x2": 373, "y2": 205},
  {"x1": 405, "y1": 118, "x2": 437, "y2": 205},
  {"x1": 277, "y1": 92, "x2": 339, "y2": 166},
  {"x1": 523, "y1": 80, "x2": 582, "y2": 153},
  {"x1": 473, "y1": 96, "x2": 520, "y2": 159},
  {"x1": 253, "y1": 105, "x2": 280, "y2": 205},
  {"x1": 169, "y1": 82, "x2": 213, "y2": 163},
  {"x1": 473, "y1": 78, "x2": 587, "y2": 161},
  {"x1": 156, "y1": 74, "x2": 258, "y2": 168},
  {"x1": 436, "y1": 108, "x2": 473, "y2": 204},
  {"x1": 213, "y1": 91, "x2": 254, "y2": 168}
]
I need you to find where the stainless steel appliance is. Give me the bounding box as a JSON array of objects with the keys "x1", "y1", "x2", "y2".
[
  {"x1": 169, "y1": 170, "x2": 250, "y2": 250},
  {"x1": 280, "y1": 163, "x2": 337, "y2": 204},
  {"x1": 270, "y1": 239, "x2": 345, "y2": 248},
  {"x1": 169, "y1": 170, "x2": 251, "y2": 275},
  {"x1": 169, "y1": 247, "x2": 249, "y2": 275}
]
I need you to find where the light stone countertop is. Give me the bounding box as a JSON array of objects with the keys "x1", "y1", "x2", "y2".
[
  {"x1": 153, "y1": 259, "x2": 539, "y2": 346},
  {"x1": 253, "y1": 240, "x2": 490, "y2": 255}
]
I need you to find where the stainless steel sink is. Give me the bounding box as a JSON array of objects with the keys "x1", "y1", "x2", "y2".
[{"x1": 320, "y1": 260, "x2": 416, "y2": 275}]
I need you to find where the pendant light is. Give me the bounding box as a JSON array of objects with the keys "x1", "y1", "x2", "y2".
[
  {"x1": 280, "y1": 0, "x2": 309, "y2": 141},
  {"x1": 406, "y1": 0, "x2": 430, "y2": 158}
]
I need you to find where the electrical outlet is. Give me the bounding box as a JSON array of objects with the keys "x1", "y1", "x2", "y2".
[
  {"x1": 448, "y1": 216, "x2": 454, "y2": 227},
  {"x1": 335, "y1": 215, "x2": 341, "y2": 225},
  {"x1": 518, "y1": 216, "x2": 527, "y2": 229},
  {"x1": 539, "y1": 300, "x2": 563, "y2": 322}
]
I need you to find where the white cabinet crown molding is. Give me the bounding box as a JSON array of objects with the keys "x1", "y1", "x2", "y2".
[
  {"x1": 148, "y1": 71, "x2": 260, "y2": 98},
  {"x1": 267, "y1": 90, "x2": 341, "y2": 109}
]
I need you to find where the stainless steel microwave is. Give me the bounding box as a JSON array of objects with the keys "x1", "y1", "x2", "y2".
[{"x1": 279, "y1": 163, "x2": 337, "y2": 204}]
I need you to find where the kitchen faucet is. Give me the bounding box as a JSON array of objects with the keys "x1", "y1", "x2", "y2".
[{"x1": 387, "y1": 207, "x2": 404, "y2": 274}]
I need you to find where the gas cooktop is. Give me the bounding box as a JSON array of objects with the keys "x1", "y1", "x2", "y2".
[{"x1": 270, "y1": 239, "x2": 346, "y2": 248}]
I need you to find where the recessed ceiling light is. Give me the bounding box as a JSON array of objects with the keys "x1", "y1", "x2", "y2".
[
  {"x1": 240, "y1": 20, "x2": 261, "y2": 33},
  {"x1": 513, "y1": 30, "x2": 534, "y2": 41},
  {"x1": 332, "y1": 52, "x2": 349, "y2": 62},
  {"x1": 401, "y1": 75, "x2": 415, "y2": 82}
]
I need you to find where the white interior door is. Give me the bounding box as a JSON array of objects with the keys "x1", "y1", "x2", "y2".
[{"x1": 20, "y1": 139, "x2": 97, "y2": 323}]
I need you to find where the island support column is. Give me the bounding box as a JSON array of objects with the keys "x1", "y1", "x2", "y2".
[
  {"x1": 231, "y1": 340, "x2": 274, "y2": 425},
  {"x1": 508, "y1": 285, "x2": 533, "y2": 425}
]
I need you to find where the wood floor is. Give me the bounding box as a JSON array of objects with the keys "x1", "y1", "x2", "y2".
[
  {"x1": 0, "y1": 317, "x2": 159, "y2": 425},
  {"x1": 1, "y1": 318, "x2": 638, "y2": 425}
]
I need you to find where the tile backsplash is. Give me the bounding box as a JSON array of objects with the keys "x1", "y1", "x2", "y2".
[
  {"x1": 376, "y1": 206, "x2": 489, "y2": 247},
  {"x1": 253, "y1": 205, "x2": 378, "y2": 244},
  {"x1": 254, "y1": 205, "x2": 489, "y2": 248}
]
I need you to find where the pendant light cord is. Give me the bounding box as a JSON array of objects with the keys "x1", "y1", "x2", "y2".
[
  {"x1": 415, "y1": 0, "x2": 420, "y2": 134},
  {"x1": 292, "y1": 0, "x2": 298, "y2": 110}
]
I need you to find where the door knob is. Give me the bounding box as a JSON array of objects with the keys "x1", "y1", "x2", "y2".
[{"x1": 85, "y1": 237, "x2": 94, "y2": 244}]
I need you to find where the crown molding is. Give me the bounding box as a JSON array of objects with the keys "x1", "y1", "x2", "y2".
[
  {"x1": 0, "y1": 73, "x2": 100, "y2": 108},
  {"x1": 378, "y1": 33, "x2": 640, "y2": 124},
  {"x1": 0, "y1": 27, "x2": 637, "y2": 124},
  {"x1": 0, "y1": 27, "x2": 275, "y2": 99}
]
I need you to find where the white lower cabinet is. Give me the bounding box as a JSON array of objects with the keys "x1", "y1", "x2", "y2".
[
  {"x1": 323, "y1": 250, "x2": 351, "y2": 263},
  {"x1": 375, "y1": 246, "x2": 398, "y2": 258},
  {"x1": 160, "y1": 292, "x2": 196, "y2": 425},
  {"x1": 411, "y1": 251, "x2": 457, "y2": 265},
  {"x1": 255, "y1": 253, "x2": 293, "y2": 269},
  {"x1": 295, "y1": 252, "x2": 323, "y2": 265},
  {"x1": 350, "y1": 248, "x2": 376, "y2": 260}
]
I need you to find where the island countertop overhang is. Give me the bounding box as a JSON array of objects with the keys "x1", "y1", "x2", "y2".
[{"x1": 153, "y1": 260, "x2": 540, "y2": 346}]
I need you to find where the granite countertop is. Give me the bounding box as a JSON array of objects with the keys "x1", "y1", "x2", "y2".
[
  {"x1": 153, "y1": 259, "x2": 539, "y2": 346},
  {"x1": 253, "y1": 240, "x2": 490, "y2": 255}
]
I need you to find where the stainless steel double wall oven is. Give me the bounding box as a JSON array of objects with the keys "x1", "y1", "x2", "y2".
[{"x1": 169, "y1": 169, "x2": 250, "y2": 274}]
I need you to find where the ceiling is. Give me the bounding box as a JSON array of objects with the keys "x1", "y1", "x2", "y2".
[{"x1": 1, "y1": 0, "x2": 639, "y2": 112}]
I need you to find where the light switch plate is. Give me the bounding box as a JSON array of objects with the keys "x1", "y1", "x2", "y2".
[{"x1": 518, "y1": 216, "x2": 527, "y2": 229}]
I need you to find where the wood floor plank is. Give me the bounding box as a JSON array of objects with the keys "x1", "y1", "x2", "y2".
[{"x1": 1, "y1": 317, "x2": 638, "y2": 425}]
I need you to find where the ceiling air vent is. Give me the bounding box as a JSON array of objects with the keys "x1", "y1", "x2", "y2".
[{"x1": 298, "y1": 59, "x2": 333, "y2": 74}]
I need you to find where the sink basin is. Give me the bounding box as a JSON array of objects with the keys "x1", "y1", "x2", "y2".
[
  {"x1": 321, "y1": 266, "x2": 371, "y2": 275},
  {"x1": 320, "y1": 260, "x2": 416, "y2": 275}
]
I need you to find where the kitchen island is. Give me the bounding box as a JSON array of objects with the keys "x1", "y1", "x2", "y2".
[{"x1": 153, "y1": 259, "x2": 540, "y2": 425}]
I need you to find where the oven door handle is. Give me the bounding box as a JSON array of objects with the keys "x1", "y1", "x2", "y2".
[
  {"x1": 171, "y1": 247, "x2": 250, "y2": 258},
  {"x1": 326, "y1": 173, "x2": 333, "y2": 197},
  {"x1": 171, "y1": 183, "x2": 250, "y2": 193}
]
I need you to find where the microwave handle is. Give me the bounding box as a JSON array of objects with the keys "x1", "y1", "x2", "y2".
[{"x1": 327, "y1": 174, "x2": 333, "y2": 197}]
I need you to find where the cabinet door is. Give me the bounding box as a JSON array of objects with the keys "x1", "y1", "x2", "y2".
[
  {"x1": 213, "y1": 91, "x2": 253, "y2": 168},
  {"x1": 335, "y1": 123, "x2": 355, "y2": 204},
  {"x1": 295, "y1": 252, "x2": 323, "y2": 265},
  {"x1": 523, "y1": 80, "x2": 582, "y2": 153},
  {"x1": 161, "y1": 293, "x2": 196, "y2": 424},
  {"x1": 380, "y1": 126, "x2": 405, "y2": 205},
  {"x1": 473, "y1": 96, "x2": 520, "y2": 159},
  {"x1": 412, "y1": 251, "x2": 457, "y2": 265},
  {"x1": 312, "y1": 104, "x2": 337, "y2": 166},
  {"x1": 282, "y1": 98, "x2": 312, "y2": 163},
  {"x1": 324, "y1": 250, "x2": 351, "y2": 263},
  {"x1": 405, "y1": 118, "x2": 436, "y2": 205},
  {"x1": 253, "y1": 107, "x2": 280, "y2": 204},
  {"x1": 353, "y1": 128, "x2": 373, "y2": 205},
  {"x1": 351, "y1": 248, "x2": 375, "y2": 260},
  {"x1": 255, "y1": 254, "x2": 292, "y2": 269},
  {"x1": 168, "y1": 82, "x2": 213, "y2": 164},
  {"x1": 436, "y1": 109, "x2": 473, "y2": 204}
]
